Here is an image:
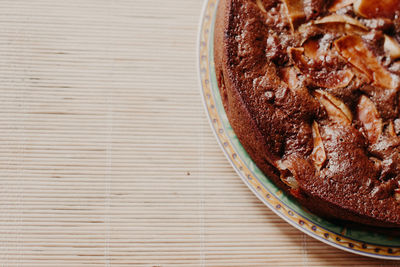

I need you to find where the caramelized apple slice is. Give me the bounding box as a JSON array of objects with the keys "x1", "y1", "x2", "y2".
[
  {"x1": 256, "y1": 0, "x2": 267, "y2": 13},
  {"x1": 354, "y1": 0, "x2": 400, "y2": 19},
  {"x1": 310, "y1": 121, "x2": 326, "y2": 170},
  {"x1": 290, "y1": 47, "x2": 354, "y2": 89},
  {"x1": 281, "y1": 175, "x2": 299, "y2": 189},
  {"x1": 281, "y1": 67, "x2": 300, "y2": 90},
  {"x1": 314, "y1": 90, "x2": 352, "y2": 125},
  {"x1": 395, "y1": 188, "x2": 400, "y2": 202},
  {"x1": 314, "y1": 14, "x2": 368, "y2": 30},
  {"x1": 384, "y1": 35, "x2": 400, "y2": 60},
  {"x1": 357, "y1": 95, "x2": 382, "y2": 144},
  {"x1": 275, "y1": 159, "x2": 299, "y2": 189},
  {"x1": 302, "y1": 38, "x2": 319, "y2": 59},
  {"x1": 282, "y1": 0, "x2": 305, "y2": 31},
  {"x1": 335, "y1": 35, "x2": 398, "y2": 89},
  {"x1": 317, "y1": 90, "x2": 353, "y2": 121},
  {"x1": 394, "y1": 119, "x2": 400, "y2": 135},
  {"x1": 387, "y1": 121, "x2": 397, "y2": 137},
  {"x1": 328, "y1": 0, "x2": 357, "y2": 12}
]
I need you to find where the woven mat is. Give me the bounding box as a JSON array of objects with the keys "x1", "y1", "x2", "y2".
[{"x1": 0, "y1": 0, "x2": 397, "y2": 266}]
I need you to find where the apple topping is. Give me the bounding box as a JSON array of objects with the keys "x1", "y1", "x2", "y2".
[
  {"x1": 275, "y1": 159, "x2": 299, "y2": 189},
  {"x1": 314, "y1": 14, "x2": 368, "y2": 30},
  {"x1": 354, "y1": 0, "x2": 400, "y2": 19},
  {"x1": 302, "y1": 38, "x2": 320, "y2": 59},
  {"x1": 256, "y1": 0, "x2": 267, "y2": 13},
  {"x1": 281, "y1": 175, "x2": 299, "y2": 189},
  {"x1": 328, "y1": 0, "x2": 357, "y2": 12},
  {"x1": 310, "y1": 121, "x2": 326, "y2": 170},
  {"x1": 386, "y1": 121, "x2": 397, "y2": 137},
  {"x1": 395, "y1": 188, "x2": 400, "y2": 202},
  {"x1": 282, "y1": 0, "x2": 306, "y2": 31},
  {"x1": 314, "y1": 90, "x2": 352, "y2": 125},
  {"x1": 281, "y1": 67, "x2": 300, "y2": 90},
  {"x1": 335, "y1": 35, "x2": 399, "y2": 89},
  {"x1": 384, "y1": 35, "x2": 400, "y2": 60},
  {"x1": 357, "y1": 95, "x2": 383, "y2": 144},
  {"x1": 317, "y1": 90, "x2": 353, "y2": 121},
  {"x1": 290, "y1": 47, "x2": 354, "y2": 89}
]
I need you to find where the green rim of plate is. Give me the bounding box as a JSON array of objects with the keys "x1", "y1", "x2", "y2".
[{"x1": 198, "y1": 0, "x2": 400, "y2": 259}]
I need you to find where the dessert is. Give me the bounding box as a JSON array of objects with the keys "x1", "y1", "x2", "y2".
[{"x1": 214, "y1": 0, "x2": 400, "y2": 227}]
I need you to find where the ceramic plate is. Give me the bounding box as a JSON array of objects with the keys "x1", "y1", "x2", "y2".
[{"x1": 198, "y1": 0, "x2": 400, "y2": 259}]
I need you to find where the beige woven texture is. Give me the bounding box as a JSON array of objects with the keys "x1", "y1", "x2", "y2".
[{"x1": 0, "y1": 0, "x2": 397, "y2": 266}]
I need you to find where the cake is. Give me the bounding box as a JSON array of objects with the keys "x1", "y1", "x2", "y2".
[{"x1": 214, "y1": 0, "x2": 400, "y2": 227}]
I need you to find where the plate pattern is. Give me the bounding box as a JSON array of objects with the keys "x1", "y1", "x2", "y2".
[{"x1": 198, "y1": 0, "x2": 400, "y2": 259}]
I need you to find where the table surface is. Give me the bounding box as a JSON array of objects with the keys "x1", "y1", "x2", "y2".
[{"x1": 0, "y1": 0, "x2": 398, "y2": 266}]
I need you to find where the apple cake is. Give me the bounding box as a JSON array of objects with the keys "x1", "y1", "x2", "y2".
[{"x1": 214, "y1": 0, "x2": 400, "y2": 227}]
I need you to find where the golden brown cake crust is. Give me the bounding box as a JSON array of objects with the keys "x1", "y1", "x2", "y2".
[{"x1": 214, "y1": 0, "x2": 400, "y2": 227}]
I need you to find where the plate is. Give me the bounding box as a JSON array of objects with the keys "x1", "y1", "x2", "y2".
[{"x1": 198, "y1": 0, "x2": 400, "y2": 259}]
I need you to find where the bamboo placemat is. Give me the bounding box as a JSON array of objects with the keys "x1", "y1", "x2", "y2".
[{"x1": 0, "y1": 0, "x2": 397, "y2": 266}]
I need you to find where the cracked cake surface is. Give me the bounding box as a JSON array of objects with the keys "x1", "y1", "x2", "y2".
[{"x1": 214, "y1": 0, "x2": 400, "y2": 227}]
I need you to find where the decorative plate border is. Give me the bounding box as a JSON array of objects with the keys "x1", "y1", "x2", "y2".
[{"x1": 197, "y1": 0, "x2": 400, "y2": 260}]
